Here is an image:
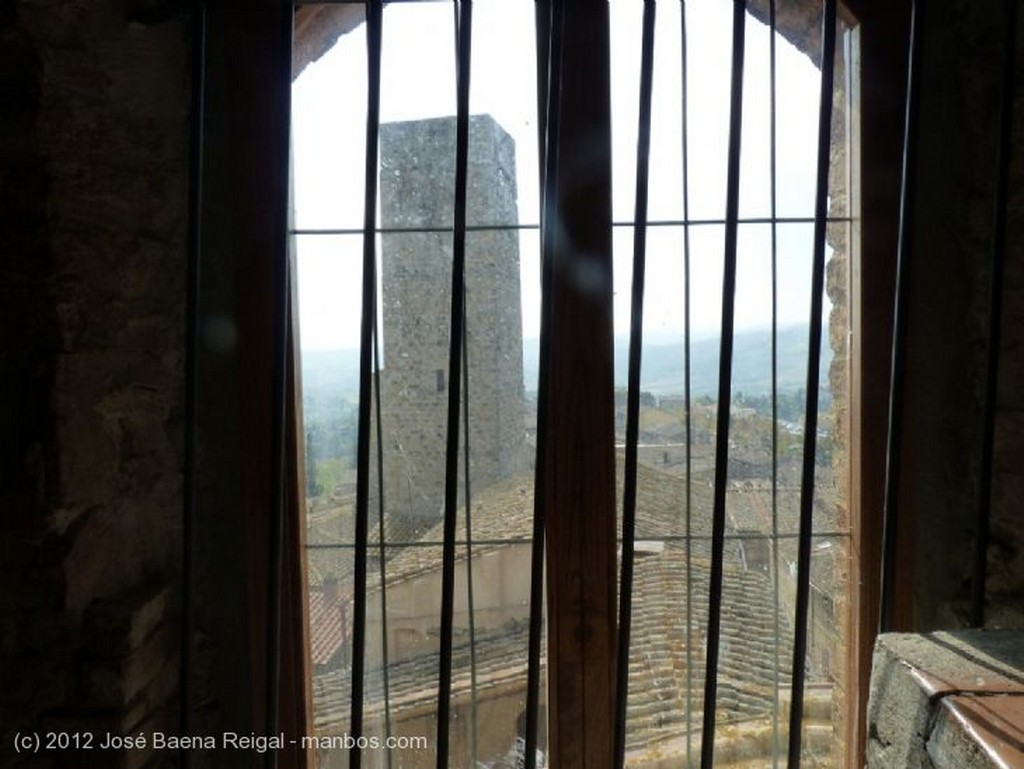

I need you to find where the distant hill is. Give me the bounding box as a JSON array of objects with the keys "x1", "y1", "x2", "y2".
[
  {"x1": 301, "y1": 348, "x2": 362, "y2": 404},
  {"x1": 523, "y1": 324, "x2": 832, "y2": 397},
  {"x1": 302, "y1": 324, "x2": 832, "y2": 402}
]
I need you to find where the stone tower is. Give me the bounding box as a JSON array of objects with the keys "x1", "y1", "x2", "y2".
[{"x1": 379, "y1": 115, "x2": 525, "y2": 536}]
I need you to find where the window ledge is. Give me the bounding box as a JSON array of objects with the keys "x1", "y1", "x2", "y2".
[{"x1": 867, "y1": 629, "x2": 1024, "y2": 769}]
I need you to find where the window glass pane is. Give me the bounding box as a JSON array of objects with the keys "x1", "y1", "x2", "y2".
[
  {"x1": 681, "y1": 1, "x2": 734, "y2": 223},
  {"x1": 294, "y1": 4, "x2": 854, "y2": 766},
  {"x1": 291, "y1": 26, "x2": 367, "y2": 231},
  {"x1": 379, "y1": 2, "x2": 455, "y2": 123},
  {"x1": 774, "y1": 8, "x2": 823, "y2": 220},
  {"x1": 296, "y1": 233, "x2": 364, "y2": 548},
  {"x1": 738, "y1": 12, "x2": 773, "y2": 220},
  {"x1": 647, "y1": 1, "x2": 685, "y2": 224},
  {"x1": 610, "y1": 0, "x2": 644, "y2": 224},
  {"x1": 294, "y1": 6, "x2": 545, "y2": 761},
  {"x1": 469, "y1": 1, "x2": 541, "y2": 228},
  {"x1": 613, "y1": 223, "x2": 723, "y2": 543}
]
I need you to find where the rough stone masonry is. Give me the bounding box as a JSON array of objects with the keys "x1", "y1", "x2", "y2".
[{"x1": 378, "y1": 115, "x2": 526, "y2": 538}]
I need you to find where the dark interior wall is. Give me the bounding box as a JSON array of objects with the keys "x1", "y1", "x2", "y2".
[
  {"x1": 907, "y1": 0, "x2": 1024, "y2": 630},
  {"x1": 991, "y1": 2, "x2": 1024, "y2": 631},
  {"x1": 1, "y1": 1, "x2": 190, "y2": 766},
  {"x1": 2, "y1": 0, "x2": 302, "y2": 763}
]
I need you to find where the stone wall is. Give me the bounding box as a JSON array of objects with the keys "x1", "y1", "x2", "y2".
[
  {"x1": 378, "y1": 116, "x2": 525, "y2": 535},
  {"x1": 755, "y1": 0, "x2": 1024, "y2": 635},
  {"x1": 990, "y1": 3, "x2": 1024, "y2": 630},
  {"x1": 1, "y1": 1, "x2": 189, "y2": 766},
  {"x1": 867, "y1": 630, "x2": 1024, "y2": 769},
  {"x1": 2, "y1": 3, "x2": 1024, "y2": 768},
  {"x1": 908, "y1": 0, "x2": 1024, "y2": 631}
]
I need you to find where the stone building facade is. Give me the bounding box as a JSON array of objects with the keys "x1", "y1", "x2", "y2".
[{"x1": 378, "y1": 116, "x2": 526, "y2": 535}]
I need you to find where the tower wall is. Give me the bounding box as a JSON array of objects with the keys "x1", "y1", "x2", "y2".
[{"x1": 379, "y1": 115, "x2": 525, "y2": 534}]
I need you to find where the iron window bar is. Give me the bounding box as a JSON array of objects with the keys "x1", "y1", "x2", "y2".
[
  {"x1": 182, "y1": 2, "x2": 206, "y2": 766},
  {"x1": 700, "y1": 1, "x2": 747, "y2": 766},
  {"x1": 348, "y1": 3, "x2": 383, "y2": 767},
  {"x1": 265, "y1": 6, "x2": 295, "y2": 769},
  {"x1": 461, "y1": 284, "x2": 480, "y2": 768},
  {"x1": 879, "y1": 0, "x2": 921, "y2": 635},
  {"x1": 435, "y1": 2, "x2": 473, "y2": 765},
  {"x1": 614, "y1": 2, "x2": 657, "y2": 767},
  {"x1": 768, "y1": 0, "x2": 781, "y2": 766},
  {"x1": 372, "y1": 315, "x2": 394, "y2": 769},
  {"x1": 971, "y1": 0, "x2": 1017, "y2": 629},
  {"x1": 524, "y1": 1, "x2": 562, "y2": 767},
  {"x1": 679, "y1": 2, "x2": 695, "y2": 765},
  {"x1": 450, "y1": 9, "x2": 480, "y2": 744},
  {"x1": 786, "y1": 2, "x2": 837, "y2": 767},
  {"x1": 457, "y1": 22, "x2": 481, "y2": 753}
]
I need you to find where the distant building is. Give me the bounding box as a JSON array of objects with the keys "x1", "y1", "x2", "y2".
[
  {"x1": 309, "y1": 575, "x2": 349, "y2": 671},
  {"x1": 311, "y1": 459, "x2": 840, "y2": 768},
  {"x1": 378, "y1": 115, "x2": 526, "y2": 539}
]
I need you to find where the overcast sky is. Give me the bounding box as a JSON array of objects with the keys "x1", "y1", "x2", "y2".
[{"x1": 291, "y1": 0, "x2": 835, "y2": 351}]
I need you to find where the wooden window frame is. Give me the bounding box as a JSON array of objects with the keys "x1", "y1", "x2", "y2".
[{"x1": 196, "y1": 2, "x2": 914, "y2": 767}]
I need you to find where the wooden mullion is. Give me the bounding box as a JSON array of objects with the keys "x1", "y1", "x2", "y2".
[
  {"x1": 280, "y1": 274, "x2": 314, "y2": 769},
  {"x1": 840, "y1": 2, "x2": 913, "y2": 767},
  {"x1": 543, "y1": 4, "x2": 616, "y2": 769}
]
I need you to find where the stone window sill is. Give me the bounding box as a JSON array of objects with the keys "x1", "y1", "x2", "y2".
[{"x1": 868, "y1": 630, "x2": 1024, "y2": 769}]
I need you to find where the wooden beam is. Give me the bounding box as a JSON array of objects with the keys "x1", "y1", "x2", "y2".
[
  {"x1": 842, "y1": 2, "x2": 913, "y2": 768},
  {"x1": 543, "y1": 5, "x2": 616, "y2": 769},
  {"x1": 199, "y1": 4, "x2": 296, "y2": 765}
]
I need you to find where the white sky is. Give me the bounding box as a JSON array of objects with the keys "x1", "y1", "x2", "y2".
[{"x1": 291, "y1": 0, "x2": 836, "y2": 351}]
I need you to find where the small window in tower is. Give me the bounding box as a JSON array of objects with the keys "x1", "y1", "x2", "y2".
[{"x1": 435, "y1": 368, "x2": 445, "y2": 393}]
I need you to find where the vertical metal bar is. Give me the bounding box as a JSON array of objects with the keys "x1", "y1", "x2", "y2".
[
  {"x1": 971, "y1": 0, "x2": 1017, "y2": 629},
  {"x1": 350, "y1": 3, "x2": 382, "y2": 767},
  {"x1": 462, "y1": 282, "x2": 479, "y2": 766},
  {"x1": 535, "y1": 0, "x2": 551, "y2": 188},
  {"x1": 679, "y1": 3, "x2": 694, "y2": 764},
  {"x1": 767, "y1": 1, "x2": 781, "y2": 766},
  {"x1": 879, "y1": 0, "x2": 922, "y2": 634},
  {"x1": 524, "y1": 3, "x2": 562, "y2": 767},
  {"x1": 372, "y1": 325, "x2": 393, "y2": 769},
  {"x1": 449, "y1": 0, "x2": 480, "y2": 749},
  {"x1": 614, "y1": 4, "x2": 657, "y2": 767},
  {"x1": 699, "y1": 2, "x2": 746, "y2": 766},
  {"x1": 264, "y1": 6, "x2": 293, "y2": 768},
  {"x1": 449, "y1": 5, "x2": 480, "y2": 759},
  {"x1": 182, "y1": 4, "x2": 206, "y2": 766},
  {"x1": 786, "y1": 2, "x2": 837, "y2": 767},
  {"x1": 436, "y1": 2, "x2": 472, "y2": 765}
]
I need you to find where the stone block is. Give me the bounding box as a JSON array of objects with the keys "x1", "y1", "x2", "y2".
[
  {"x1": 84, "y1": 584, "x2": 172, "y2": 658},
  {"x1": 867, "y1": 630, "x2": 1024, "y2": 769},
  {"x1": 80, "y1": 623, "x2": 177, "y2": 709}
]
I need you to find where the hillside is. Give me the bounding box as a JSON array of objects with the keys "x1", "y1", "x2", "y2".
[
  {"x1": 525, "y1": 324, "x2": 832, "y2": 397},
  {"x1": 302, "y1": 324, "x2": 833, "y2": 403}
]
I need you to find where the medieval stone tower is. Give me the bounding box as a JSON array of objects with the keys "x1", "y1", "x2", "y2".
[{"x1": 379, "y1": 115, "x2": 525, "y2": 536}]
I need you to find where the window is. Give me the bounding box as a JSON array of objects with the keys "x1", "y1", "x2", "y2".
[{"x1": 283, "y1": 2, "x2": 904, "y2": 768}]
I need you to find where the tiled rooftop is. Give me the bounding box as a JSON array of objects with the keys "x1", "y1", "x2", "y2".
[
  {"x1": 307, "y1": 456, "x2": 843, "y2": 762},
  {"x1": 311, "y1": 545, "x2": 813, "y2": 754}
]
